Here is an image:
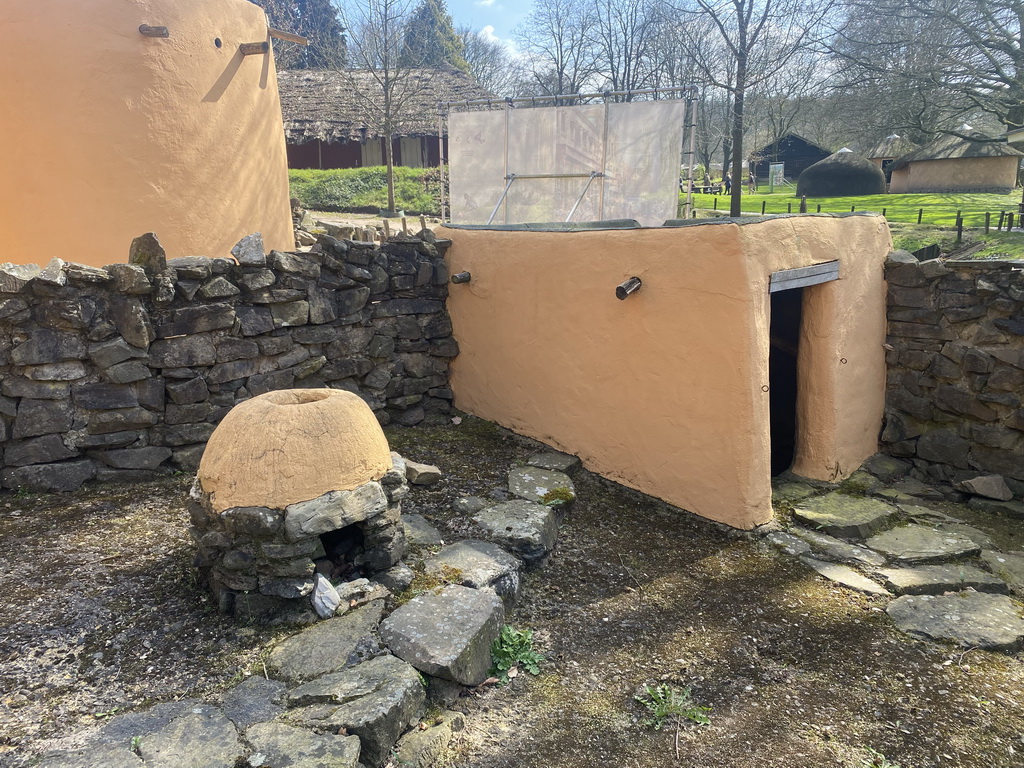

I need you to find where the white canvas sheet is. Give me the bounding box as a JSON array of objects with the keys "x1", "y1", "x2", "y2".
[{"x1": 448, "y1": 100, "x2": 685, "y2": 226}]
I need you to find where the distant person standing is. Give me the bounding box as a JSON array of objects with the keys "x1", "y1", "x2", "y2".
[
  {"x1": 747, "y1": 172, "x2": 756, "y2": 193},
  {"x1": 724, "y1": 173, "x2": 732, "y2": 193}
]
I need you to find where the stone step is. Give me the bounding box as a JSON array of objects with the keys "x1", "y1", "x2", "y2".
[
  {"x1": 424, "y1": 539, "x2": 523, "y2": 606},
  {"x1": 380, "y1": 584, "x2": 504, "y2": 686},
  {"x1": 865, "y1": 525, "x2": 982, "y2": 564},
  {"x1": 507, "y1": 466, "x2": 575, "y2": 506},
  {"x1": 527, "y1": 451, "x2": 582, "y2": 475},
  {"x1": 473, "y1": 500, "x2": 558, "y2": 565},
  {"x1": 799, "y1": 556, "x2": 889, "y2": 596},
  {"x1": 791, "y1": 492, "x2": 899, "y2": 540},
  {"x1": 790, "y1": 527, "x2": 886, "y2": 566},
  {"x1": 886, "y1": 592, "x2": 1024, "y2": 652},
  {"x1": 878, "y1": 564, "x2": 1009, "y2": 596}
]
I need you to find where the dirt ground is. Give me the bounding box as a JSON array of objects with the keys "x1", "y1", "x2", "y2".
[{"x1": 1, "y1": 416, "x2": 1022, "y2": 768}]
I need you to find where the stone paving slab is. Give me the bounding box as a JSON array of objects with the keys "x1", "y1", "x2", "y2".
[
  {"x1": 425, "y1": 539, "x2": 523, "y2": 606},
  {"x1": 771, "y1": 481, "x2": 818, "y2": 504},
  {"x1": 37, "y1": 744, "x2": 143, "y2": 768},
  {"x1": 861, "y1": 454, "x2": 911, "y2": 483},
  {"x1": 790, "y1": 527, "x2": 886, "y2": 566},
  {"x1": 878, "y1": 564, "x2": 1009, "y2": 596},
  {"x1": 799, "y1": 556, "x2": 889, "y2": 595},
  {"x1": 287, "y1": 654, "x2": 425, "y2": 768},
  {"x1": 380, "y1": 584, "x2": 503, "y2": 685},
  {"x1": 886, "y1": 592, "x2": 1024, "y2": 652},
  {"x1": 473, "y1": 500, "x2": 558, "y2": 564},
  {"x1": 403, "y1": 513, "x2": 444, "y2": 551},
  {"x1": 865, "y1": 525, "x2": 982, "y2": 564},
  {"x1": 266, "y1": 602, "x2": 383, "y2": 685},
  {"x1": 507, "y1": 467, "x2": 575, "y2": 505},
  {"x1": 220, "y1": 676, "x2": 287, "y2": 730},
  {"x1": 765, "y1": 531, "x2": 811, "y2": 556},
  {"x1": 968, "y1": 497, "x2": 1024, "y2": 518},
  {"x1": 394, "y1": 710, "x2": 465, "y2": 768},
  {"x1": 527, "y1": 451, "x2": 582, "y2": 475},
  {"x1": 791, "y1": 492, "x2": 899, "y2": 540},
  {"x1": 136, "y1": 704, "x2": 241, "y2": 768},
  {"x1": 244, "y1": 722, "x2": 360, "y2": 768},
  {"x1": 981, "y1": 550, "x2": 1024, "y2": 596}
]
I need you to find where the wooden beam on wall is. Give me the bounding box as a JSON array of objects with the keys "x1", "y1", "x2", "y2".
[
  {"x1": 268, "y1": 27, "x2": 309, "y2": 45},
  {"x1": 139, "y1": 25, "x2": 170, "y2": 38},
  {"x1": 239, "y1": 41, "x2": 270, "y2": 56}
]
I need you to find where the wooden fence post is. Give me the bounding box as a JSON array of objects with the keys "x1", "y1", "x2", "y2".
[
  {"x1": 998, "y1": 211, "x2": 1005, "y2": 230},
  {"x1": 761, "y1": 201, "x2": 766, "y2": 215},
  {"x1": 956, "y1": 215, "x2": 963, "y2": 243},
  {"x1": 917, "y1": 208, "x2": 923, "y2": 224},
  {"x1": 985, "y1": 212, "x2": 991, "y2": 233},
  {"x1": 816, "y1": 204, "x2": 821, "y2": 213},
  {"x1": 787, "y1": 202, "x2": 792, "y2": 213}
]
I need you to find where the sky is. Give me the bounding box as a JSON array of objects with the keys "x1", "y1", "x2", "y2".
[{"x1": 445, "y1": 0, "x2": 531, "y2": 52}]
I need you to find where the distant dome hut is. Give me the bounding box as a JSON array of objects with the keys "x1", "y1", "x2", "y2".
[{"x1": 796, "y1": 150, "x2": 887, "y2": 197}]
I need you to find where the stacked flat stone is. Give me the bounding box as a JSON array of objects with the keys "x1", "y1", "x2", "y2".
[
  {"x1": 882, "y1": 251, "x2": 1024, "y2": 495},
  {"x1": 0, "y1": 229, "x2": 457, "y2": 493}
]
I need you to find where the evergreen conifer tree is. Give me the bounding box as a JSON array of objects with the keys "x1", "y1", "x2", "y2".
[{"x1": 400, "y1": 0, "x2": 468, "y2": 71}]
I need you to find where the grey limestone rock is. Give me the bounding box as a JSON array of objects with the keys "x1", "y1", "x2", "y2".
[
  {"x1": 231, "y1": 233, "x2": 267, "y2": 266},
  {"x1": 266, "y1": 602, "x2": 384, "y2": 685},
  {"x1": 2, "y1": 460, "x2": 96, "y2": 493},
  {"x1": 394, "y1": 710, "x2": 465, "y2": 768},
  {"x1": 425, "y1": 539, "x2": 523, "y2": 606},
  {"x1": 380, "y1": 584, "x2": 503, "y2": 685},
  {"x1": 405, "y1": 459, "x2": 442, "y2": 485},
  {"x1": 861, "y1": 453, "x2": 911, "y2": 483},
  {"x1": 36, "y1": 744, "x2": 142, "y2": 768},
  {"x1": 286, "y1": 654, "x2": 425, "y2": 767},
  {"x1": 135, "y1": 703, "x2": 241, "y2": 768},
  {"x1": 771, "y1": 481, "x2": 818, "y2": 504},
  {"x1": 886, "y1": 592, "x2": 1024, "y2": 651},
  {"x1": 284, "y1": 483, "x2": 388, "y2": 541},
  {"x1": 799, "y1": 556, "x2": 889, "y2": 595},
  {"x1": 765, "y1": 531, "x2": 811, "y2": 556},
  {"x1": 0, "y1": 262, "x2": 41, "y2": 293},
  {"x1": 403, "y1": 513, "x2": 444, "y2": 552},
  {"x1": 128, "y1": 232, "x2": 167, "y2": 275},
  {"x1": 527, "y1": 451, "x2": 582, "y2": 475},
  {"x1": 377, "y1": 562, "x2": 416, "y2": 592},
  {"x1": 865, "y1": 525, "x2": 982, "y2": 563},
  {"x1": 967, "y1": 497, "x2": 1024, "y2": 518},
  {"x1": 220, "y1": 676, "x2": 287, "y2": 730},
  {"x1": 981, "y1": 550, "x2": 1024, "y2": 596},
  {"x1": 453, "y1": 496, "x2": 489, "y2": 515},
  {"x1": 312, "y1": 572, "x2": 342, "y2": 619},
  {"x1": 790, "y1": 527, "x2": 887, "y2": 566},
  {"x1": 244, "y1": 722, "x2": 360, "y2": 768},
  {"x1": 957, "y1": 474, "x2": 1013, "y2": 501},
  {"x1": 791, "y1": 492, "x2": 899, "y2": 541},
  {"x1": 879, "y1": 564, "x2": 1009, "y2": 595},
  {"x1": 507, "y1": 466, "x2": 575, "y2": 504},
  {"x1": 473, "y1": 500, "x2": 558, "y2": 564}
]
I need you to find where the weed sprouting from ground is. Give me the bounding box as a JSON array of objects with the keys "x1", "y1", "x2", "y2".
[
  {"x1": 635, "y1": 684, "x2": 712, "y2": 730},
  {"x1": 861, "y1": 747, "x2": 902, "y2": 768},
  {"x1": 490, "y1": 626, "x2": 544, "y2": 684}
]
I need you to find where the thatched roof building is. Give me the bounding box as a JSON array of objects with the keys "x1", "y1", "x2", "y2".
[
  {"x1": 796, "y1": 150, "x2": 887, "y2": 197},
  {"x1": 278, "y1": 67, "x2": 495, "y2": 169},
  {"x1": 888, "y1": 131, "x2": 1023, "y2": 193}
]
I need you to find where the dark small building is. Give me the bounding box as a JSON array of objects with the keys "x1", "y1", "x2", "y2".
[
  {"x1": 278, "y1": 67, "x2": 494, "y2": 170},
  {"x1": 750, "y1": 134, "x2": 831, "y2": 181}
]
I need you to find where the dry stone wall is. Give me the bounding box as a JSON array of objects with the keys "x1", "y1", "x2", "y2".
[
  {"x1": 882, "y1": 252, "x2": 1024, "y2": 495},
  {"x1": 0, "y1": 233, "x2": 456, "y2": 492}
]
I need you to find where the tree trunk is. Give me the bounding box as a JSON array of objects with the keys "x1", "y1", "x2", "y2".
[
  {"x1": 385, "y1": 132, "x2": 396, "y2": 213},
  {"x1": 730, "y1": 57, "x2": 747, "y2": 217}
]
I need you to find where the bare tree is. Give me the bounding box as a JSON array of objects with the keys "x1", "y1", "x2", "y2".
[
  {"x1": 591, "y1": 0, "x2": 662, "y2": 97},
  {"x1": 514, "y1": 0, "x2": 599, "y2": 98},
  {"x1": 672, "y1": 0, "x2": 834, "y2": 214},
  {"x1": 337, "y1": 0, "x2": 423, "y2": 212},
  {"x1": 458, "y1": 25, "x2": 525, "y2": 96}
]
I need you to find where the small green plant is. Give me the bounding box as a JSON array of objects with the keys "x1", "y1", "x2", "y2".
[
  {"x1": 129, "y1": 735, "x2": 143, "y2": 756},
  {"x1": 490, "y1": 625, "x2": 544, "y2": 683},
  {"x1": 540, "y1": 487, "x2": 575, "y2": 507},
  {"x1": 861, "y1": 747, "x2": 902, "y2": 768},
  {"x1": 635, "y1": 683, "x2": 711, "y2": 730}
]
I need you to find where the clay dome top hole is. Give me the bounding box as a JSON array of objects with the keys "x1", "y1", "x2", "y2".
[{"x1": 263, "y1": 390, "x2": 333, "y2": 406}]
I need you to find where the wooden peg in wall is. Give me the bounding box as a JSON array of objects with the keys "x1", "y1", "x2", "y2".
[{"x1": 139, "y1": 25, "x2": 170, "y2": 38}]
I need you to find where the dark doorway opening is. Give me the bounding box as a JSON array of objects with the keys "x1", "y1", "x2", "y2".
[{"x1": 769, "y1": 287, "x2": 803, "y2": 476}]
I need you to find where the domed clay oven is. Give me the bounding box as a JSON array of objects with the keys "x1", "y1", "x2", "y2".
[{"x1": 189, "y1": 389, "x2": 408, "y2": 622}]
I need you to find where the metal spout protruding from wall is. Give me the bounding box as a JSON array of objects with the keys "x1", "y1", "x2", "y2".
[
  {"x1": 451, "y1": 271, "x2": 472, "y2": 284},
  {"x1": 616, "y1": 276, "x2": 642, "y2": 300}
]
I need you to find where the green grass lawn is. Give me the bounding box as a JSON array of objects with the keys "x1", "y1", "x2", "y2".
[{"x1": 688, "y1": 189, "x2": 1023, "y2": 227}]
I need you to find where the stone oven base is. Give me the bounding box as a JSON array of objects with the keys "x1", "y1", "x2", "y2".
[{"x1": 189, "y1": 453, "x2": 409, "y2": 623}]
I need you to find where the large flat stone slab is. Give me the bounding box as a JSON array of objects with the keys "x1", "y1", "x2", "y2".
[
  {"x1": 266, "y1": 602, "x2": 383, "y2": 684},
  {"x1": 36, "y1": 745, "x2": 142, "y2": 768},
  {"x1": 220, "y1": 676, "x2": 287, "y2": 730},
  {"x1": 790, "y1": 527, "x2": 886, "y2": 566},
  {"x1": 424, "y1": 539, "x2": 523, "y2": 606},
  {"x1": 886, "y1": 593, "x2": 1024, "y2": 651},
  {"x1": 380, "y1": 584, "x2": 504, "y2": 685},
  {"x1": 133, "y1": 703, "x2": 240, "y2": 768},
  {"x1": 791, "y1": 493, "x2": 899, "y2": 540},
  {"x1": 527, "y1": 451, "x2": 581, "y2": 475},
  {"x1": 403, "y1": 513, "x2": 444, "y2": 552},
  {"x1": 765, "y1": 531, "x2": 811, "y2": 557},
  {"x1": 879, "y1": 564, "x2": 1009, "y2": 596},
  {"x1": 861, "y1": 453, "x2": 911, "y2": 483},
  {"x1": 507, "y1": 466, "x2": 575, "y2": 505},
  {"x1": 245, "y1": 721, "x2": 361, "y2": 768},
  {"x1": 287, "y1": 654, "x2": 424, "y2": 768},
  {"x1": 799, "y1": 556, "x2": 889, "y2": 595},
  {"x1": 771, "y1": 481, "x2": 818, "y2": 505},
  {"x1": 473, "y1": 500, "x2": 557, "y2": 564},
  {"x1": 394, "y1": 710, "x2": 465, "y2": 768},
  {"x1": 981, "y1": 550, "x2": 1024, "y2": 596},
  {"x1": 865, "y1": 525, "x2": 982, "y2": 563}
]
